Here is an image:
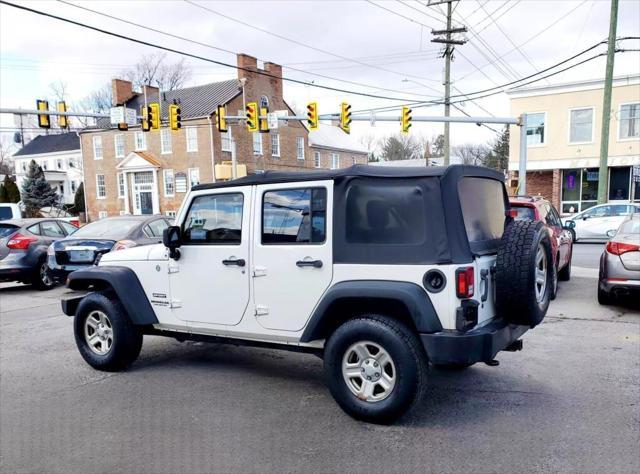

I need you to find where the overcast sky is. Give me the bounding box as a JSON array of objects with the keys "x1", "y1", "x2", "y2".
[{"x1": 1, "y1": 0, "x2": 639, "y2": 151}]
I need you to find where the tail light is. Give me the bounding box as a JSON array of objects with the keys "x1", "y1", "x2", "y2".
[
  {"x1": 6, "y1": 233, "x2": 37, "y2": 250},
  {"x1": 112, "y1": 240, "x2": 138, "y2": 252},
  {"x1": 606, "y1": 241, "x2": 640, "y2": 256},
  {"x1": 69, "y1": 219, "x2": 80, "y2": 227},
  {"x1": 455, "y1": 266, "x2": 475, "y2": 298}
]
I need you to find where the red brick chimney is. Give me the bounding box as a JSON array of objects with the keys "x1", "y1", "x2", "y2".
[
  {"x1": 142, "y1": 84, "x2": 159, "y2": 101},
  {"x1": 111, "y1": 79, "x2": 135, "y2": 106},
  {"x1": 237, "y1": 53, "x2": 258, "y2": 82},
  {"x1": 264, "y1": 62, "x2": 283, "y2": 98}
]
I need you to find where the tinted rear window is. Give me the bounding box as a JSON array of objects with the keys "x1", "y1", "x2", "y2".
[
  {"x1": 512, "y1": 205, "x2": 536, "y2": 221},
  {"x1": 0, "y1": 224, "x2": 18, "y2": 238},
  {"x1": 0, "y1": 207, "x2": 14, "y2": 219},
  {"x1": 458, "y1": 177, "x2": 506, "y2": 250},
  {"x1": 72, "y1": 219, "x2": 140, "y2": 240}
]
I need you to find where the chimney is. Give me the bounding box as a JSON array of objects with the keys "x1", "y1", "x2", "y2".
[
  {"x1": 237, "y1": 53, "x2": 258, "y2": 82},
  {"x1": 264, "y1": 62, "x2": 283, "y2": 99},
  {"x1": 111, "y1": 79, "x2": 134, "y2": 106}
]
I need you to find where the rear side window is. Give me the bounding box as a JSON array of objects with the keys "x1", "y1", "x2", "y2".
[
  {"x1": 59, "y1": 221, "x2": 78, "y2": 235},
  {"x1": 27, "y1": 224, "x2": 41, "y2": 235},
  {"x1": 41, "y1": 221, "x2": 65, "y2": 238},
  {"x1": 262, "y1": 188, "x2": 326, "y2": 244},
  {"x1": 0, "y1": 225, "x2": 18, "y2": 238},
  {"x1": 512, "y1": 206, "x2": 536, "y2": 221},
  {"x1": 458, "y1": 177, "x2": 506, "y2": 249},
  {"x1": 183, "y1": 193, "x2": 243, "y2": 244},
  {"x1": 144, "y1": 219, "x2": 169, "y2": 238},
  {"x1": 345, "y1": 184, "x2": 425, "y2": 245}
]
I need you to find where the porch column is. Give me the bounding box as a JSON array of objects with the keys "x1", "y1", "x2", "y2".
[
  {"x1": 152, "y1": 169, "x2": 160, "y2": 215},
  {"x1": 122, "y1": 170, "x2": 130, "y2": 214}
]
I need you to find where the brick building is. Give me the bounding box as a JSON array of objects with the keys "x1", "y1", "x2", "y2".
[{"x1": 80, "y1": 54, "x2": 366, "y2": 221}]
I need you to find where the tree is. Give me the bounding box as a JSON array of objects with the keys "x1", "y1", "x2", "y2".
[
  {"x1": 122, "y1": 53, "x2": 192, "y2": 91},
  {"x1": 0, "y1": 175, "x2": 20, "y2": 203},
  {"x1": 432, "y1": 134, "x2": 445, "y2": 157},
  {"x1": 484, "y1": 126, "x2": 510, "y2": 172},
  {"x1": 454, "y1": 143, "x2": 490, "y2": 166},
  {"x1": 73, "y1": 182, "x2": 85, "y2": 214},
  {"x1": 20, "y1": 160, "x2": 58, "y2": 217},
  {"x1": 379, "y1": 134, "x2": 422, "y2": 161},
  {"x1": 0, "y1": 137, "x2": 15, "y2": 175}
]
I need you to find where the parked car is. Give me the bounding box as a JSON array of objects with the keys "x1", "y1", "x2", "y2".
[
  {"x1": 48, "y1": 215, "x2": 171, "y2": 284},
  {"x1": 510, "y1": 195, "x2": 574, "y2": 299},
  {"x1": 598, "y1": 213, "x2": 640, "y2": 305},
  {"x1": 61, "y1": 165, "x2": 554, "y2": 424},
  {"x1": 39, "y1": 206, "x2": 80, "y2": 227},
  {"x1": 564, "y1": 203, "x2": 640, "y2": 242},
  {"x1": 0, "y1": 218, "x2": 79, "y2": 289},
  {"x1": 0, "y1": 203, "x2": 22, "y2": 221}
]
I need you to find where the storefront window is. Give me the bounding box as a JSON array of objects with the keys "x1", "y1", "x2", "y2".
[
  {"x1": 561, "y1": 166, "x2": 635, "y2": 214},
  {"x1": 581, "y1": 168, "x2": 599, "y2": 202},
  {"x1": 609, "y1": 167, "x2": 630, "y2": 200}
]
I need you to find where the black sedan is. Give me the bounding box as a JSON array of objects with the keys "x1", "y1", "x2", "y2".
[
  {"x1": 0, "y1": 218, "x2": 79, "y2": 290},
  {"x1": 48, "y1": 215, "x2": 171, "y2": 283}
]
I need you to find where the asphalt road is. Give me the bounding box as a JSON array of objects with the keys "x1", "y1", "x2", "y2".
[
  {"x1": 1, "y1": 244, "x2": 638, "y2": 473},
  {"x1": 572, "y1": 242, "x2": 606, "y2": 269}
]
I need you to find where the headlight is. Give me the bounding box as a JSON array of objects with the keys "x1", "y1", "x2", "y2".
[{"x1": 112, "y1": 240, "x2": 138, "y2": 252}]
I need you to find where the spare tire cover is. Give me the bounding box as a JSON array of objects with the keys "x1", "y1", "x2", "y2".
[{"x1": 495, "y1": 220, "x2": 552, "y2": 327}]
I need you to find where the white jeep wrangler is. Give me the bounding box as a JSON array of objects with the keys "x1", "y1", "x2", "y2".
[{"x1": 62, "y1": 165, "x2": 552, "y2": 423}]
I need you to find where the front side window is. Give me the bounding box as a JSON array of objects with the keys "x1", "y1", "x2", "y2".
[
  {"x1": 134, "y1": 131, "x2": 147, "y2": 151},
  {"x1": 331, "y1": 153, "x2": 340, "y2": 169},
  {"x1": 163, "y1": 169, "x2": 175, "y2": 197},
  {"x1": 619, "y1": 103, "x2": 639, "y2": 139},
  {"x1": 114, "y1": 134, "x2": 125, "y2": 158},
  {"x1": 221, "y1": 129, "x2": 232, "y2": 152},
  {"x1": 271, "y1": 133, "x2": 280, "y2": 157},
  {"x1": 96, "y1": 174, "x2": 106, "y2": 198},
  {"x1": 93, "y1": 136, "x2": 103, "y2": 159},
  {"x1": 160, "y1": 128, "x2": 172, "y2": 154},
  {"x1": 569, "y1": 107, "x2": 593, "y2": 143},
  {"x1": 188, "y1": 168, "x2": 200, "y2": 188},
  {"x1": 186, "y1": 126, "x2": 198, "y2": 152},
  {"x1": 526, "y1": 112, "x2": 546, "y2": 146},
  {"x1": 183, "y1": 193, "x2": 244, "y2": 244},
  {"x1": 253, "y1": 132, "x2": 263, "y2": 155},
  {"x1": 296, "y1": 137, "x2": 305, "y2": 160},
  {"x1": 582, "y1": 205, "x2": 610, "y2": 218},
  {"x1": 144, "y1": 219, "x2": 169, "y2": 238},
  {"x1": 262, "y1": 188, "x2": 326, "y2": 244}
]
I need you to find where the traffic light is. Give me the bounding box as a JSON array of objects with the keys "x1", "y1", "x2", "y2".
[
  {"x1": 57, "y1": 101, "x2": 68, "y2": 129},
  {"x1": 401, "y1": 106, "x2": 412, "y2": 134},
  {"x1": 339, "y1": 102, "x2": 352, "y2": 134},
  {"x1": 307, "y1": 102, "x2": 318, "y2": 130},
  {"x1": 141, "y1": 105, "x2": 151, "y2": 132},
  {"x1": 259, "y1": 106, "x2": 269, "y2": 133},
  {"x1": 169, "y1": 104, "x2": 182, "y2": 131},
  {"x1": 36, "y1": 100, "x2": 50, "y2": 129},
  {"x1": 246, "y1": 102, "x2": 258, "y2": 132},
  {"x1": 216, "y1": 105, "x2": 227, "y2": 132},
  {"x1": 149, "y1": 102, "x2": 160, "y2": 130}
]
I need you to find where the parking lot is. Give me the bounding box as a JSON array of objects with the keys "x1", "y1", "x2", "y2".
[{"x1": 0, "y1": 243, "x2": 638, "y2": 473}]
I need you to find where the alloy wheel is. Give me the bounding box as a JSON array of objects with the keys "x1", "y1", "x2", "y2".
[
  {"x1": 341, "y1": 341, "x2": 396, "y2": 403},
  {"x1": 84, "y1": 310, "x2": 113, "y2": 355}
]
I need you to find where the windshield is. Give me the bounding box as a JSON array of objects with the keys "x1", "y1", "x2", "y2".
[
  {"x1": 511, "y1": 205, "x2": 536, "y2": 221},
  {"x1": 71, "y1": 219, "x2": 140, "y2": 240}
]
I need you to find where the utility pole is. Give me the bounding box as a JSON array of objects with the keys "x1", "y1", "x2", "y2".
[
  {"x1": 430, "y1": 0, "x2": 466, "y2": 166},
  {"x1": 597, "y1": 0, "x2": 618, "y2": 204}
]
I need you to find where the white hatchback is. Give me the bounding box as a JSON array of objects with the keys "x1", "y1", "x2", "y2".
[{"x1": 565, "y1": 203, "x2": 640, "y2": 242}]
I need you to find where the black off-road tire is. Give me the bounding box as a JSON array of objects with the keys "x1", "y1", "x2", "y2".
[
  {"x1": 598, "y1": 287, "x2": 613, "y2": 305},
  {"x1": 32, "y1": 259, "x2": 55, "y2": 291},
  {"x1": 324, "y1": 315, "x2": 427, "y2": 424},
  {"x1": 558, "y1": 250, "x2": 572, "y2": 281},
  {"x1": 74, "y1": 292, "x2": 143, "y2": 372},
  {"x1": 496, "y1": 220, "x2": 552, "y2": 327}
]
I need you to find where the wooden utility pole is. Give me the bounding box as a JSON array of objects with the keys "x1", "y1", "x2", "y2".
[
  {"x1": 597, "y1": 0, "x2": 619, "y2": 204},
  {"x1": 430, "y1": 0, "x2": 466, "y2": 166}
]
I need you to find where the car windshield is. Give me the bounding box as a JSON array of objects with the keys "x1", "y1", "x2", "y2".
[
  {"x1": 71, "y1": 219, "x2": 140, "y2": 240},
  {"x1": 618, "y1": 218, "x2": 640, "y2": 235},
  {"x1": 511, "y1": 206, "x2": 536, "y2": 221},
  {"x1": 0, "y1": 224, "x2": 18, "y2": 237}
]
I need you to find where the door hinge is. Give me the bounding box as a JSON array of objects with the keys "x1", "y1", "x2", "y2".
[
  {"x1": 253, "y1": 266, "x2": 267, "y2": 277},
  {"x1": 170, "y1": 299, "x2": 182, "y2": 309},
  {"x1": 255, "y1": 305, "x2": 269, "y2": 316}
]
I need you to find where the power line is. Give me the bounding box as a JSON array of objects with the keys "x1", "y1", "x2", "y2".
[
  {"x1": 0, "y1": 0, "x2": 436, "y2": 103},
  {"x1": 56, "y1": 0, "x2": 438, "y2": 100}
]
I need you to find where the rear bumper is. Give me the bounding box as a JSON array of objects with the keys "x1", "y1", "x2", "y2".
[
  {"x1": 0, "y1": 267, "x2": 32, "y2": 281},
  {"x1": 47, "y1": 256, "x2": 88, "y2": 283},
  {"x1": 420, "y1": 319, "x2": 529, "y2": 365}
]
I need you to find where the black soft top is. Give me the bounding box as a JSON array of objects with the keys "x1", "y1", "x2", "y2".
[{"x1": 192, "y1": 164, "x2": 504, "y2": 190}]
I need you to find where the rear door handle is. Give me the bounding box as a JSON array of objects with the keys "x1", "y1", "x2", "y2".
[
  {"x1": 296, "y1": 259, "x2": 323, "y2": 268},
  {"x1": 222, "y1": 258, "x2": 245, "y2": 267}
]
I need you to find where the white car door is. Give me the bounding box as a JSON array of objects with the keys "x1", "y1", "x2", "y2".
[
  {"x1": 252, "y1": 181, "x2": 333, "y2": 332},
  {"x1": 575, "y1": 205, "x2": 611, "y2": 240},
  {"x1": 169, "y1": 188, "x2": 252, "y2": 326}
]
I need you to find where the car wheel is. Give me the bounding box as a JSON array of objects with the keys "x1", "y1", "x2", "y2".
[
  {"x1": 598, "y1": 287, "x2": 613, "y2": 305},
  {"x1": 569, "y1": 229, "x2": 576, "y2": 243},
  {"x1": 32, "y1": 260, "x2": 55, "y2": 291},
  {"x1": 496, "y1": 220, "x2": 553, "y2": 327},
  {"x1": 558, "y1": 251, "x2": 572, "y2": 281},
  {"x1": 324, "y1": 315, "x2": 427, "y2": 424},
  {"x1": 74, "y1": 292, "x2": 143, "y2": 371},
  {"x1": 549, "y1": 259, "x2": 559, "y2": 301}
]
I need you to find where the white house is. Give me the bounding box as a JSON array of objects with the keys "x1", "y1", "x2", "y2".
[{"x1": 13, "y1": 133, "x2": 83, "y2": 205}]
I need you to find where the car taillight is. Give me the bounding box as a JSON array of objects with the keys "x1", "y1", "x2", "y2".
[
  {"x1": 6, "y1": 233, "x2": 37, "y2": 250},
  {"x1": 456, "y1": 267, "x2": 475, "y2": 298},
  {"x1": 112, "y1": 240, "x2": 138, "y2": 252},
  {"x1": 606, "y1": 241, "x2": 640, "y2": 256},
  {"x1": 69, "y1": 219, "x2": 80, "y2": 227}
]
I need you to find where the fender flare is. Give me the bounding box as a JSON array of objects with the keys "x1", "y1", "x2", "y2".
[
  {"x1": 299, "y1": 280, "x2": 442, "y2": 343},
  {"x1": 62, "y1": 266, "x2": 158, "y2": 325}
]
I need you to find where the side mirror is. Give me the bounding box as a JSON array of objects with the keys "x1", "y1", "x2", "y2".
[
  {"x1": 606, "y1": 229, "x2": 617, "y2": 238},
  {"x1": 163, "y1": 226, "x2": 182, "y2": 260},
  {"x1": 563, "y1": 220, "x2": 576, "y2": 229}
]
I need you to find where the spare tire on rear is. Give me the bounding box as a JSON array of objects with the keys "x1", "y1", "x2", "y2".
[{"x1": 495, "y1": 220, "x2": 552, "y2": 327}]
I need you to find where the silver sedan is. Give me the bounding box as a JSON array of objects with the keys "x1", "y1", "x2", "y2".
[{"x1": 598, "y1": 213, "x2": 640, "y2": 305}]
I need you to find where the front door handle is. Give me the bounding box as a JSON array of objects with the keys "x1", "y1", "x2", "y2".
[
  {"x1": 296, "y1": 259, "x2": 323, "y2": 268},
  {"x1": 222, "y1": 258, "x2": 246, "y2": 267}
]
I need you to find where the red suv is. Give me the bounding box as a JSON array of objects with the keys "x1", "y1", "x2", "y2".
[{"x1": 509, "y1": 196, "x2": 574, "y2": 299}]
